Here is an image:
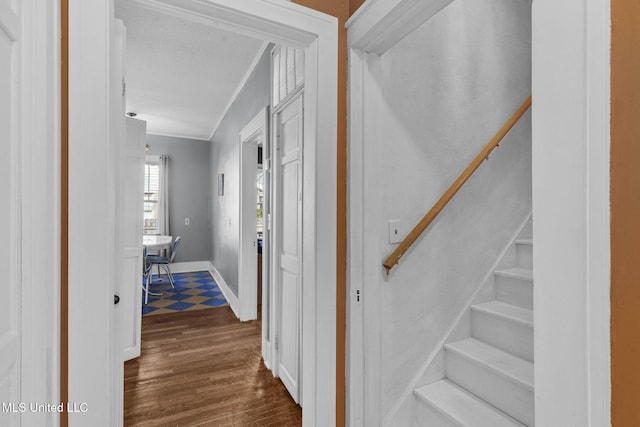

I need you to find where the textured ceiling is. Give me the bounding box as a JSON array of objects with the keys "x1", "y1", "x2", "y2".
[{"x1": 115, "y1": 1, "x2": 265, "y2": 141}]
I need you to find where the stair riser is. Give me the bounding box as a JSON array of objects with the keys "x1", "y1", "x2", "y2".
[
  {"x1": 495, "y1": 275, "x2": 533, "y2": 310},
  {"x1": 446, "y1": 352, "x2": 534, "y2": 426},
  {"x1": 515, "y1": 244, "x2": 532, "y2": 269},
  {"x1": 520, "y1": 218, "x2": 532, "y2": 238},
  {"x1": 471, "y1": 311, "x2": 534, "y2": 362},
  {"x1": 413, "y1": 398, "x2": 459, "y2": 427}
]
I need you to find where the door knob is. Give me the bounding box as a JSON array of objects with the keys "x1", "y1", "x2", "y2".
[{"x1": 114, "y1": 294, "x2": 120, "y2": 305}]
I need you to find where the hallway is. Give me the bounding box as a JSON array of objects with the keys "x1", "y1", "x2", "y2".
[{"x1": 124, "y1": 307, "x2": 301, "y2": 426}]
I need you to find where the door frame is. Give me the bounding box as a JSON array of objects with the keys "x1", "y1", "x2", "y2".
[
  {"x1": 239, "y1": 107, "x2": 268, "y2": 323},
  {"x1": 67, "y1": 0, "x2": 338, "y2": 425},
  {"x1": 8, "y1": 0, "x2": 61, "y2": 423},
  {"x1": 531, "y1": 1, "x2": 610, "y2": 425},
  {"x1": 346, "y1": 1, "x2": 610, "y2": 426}
]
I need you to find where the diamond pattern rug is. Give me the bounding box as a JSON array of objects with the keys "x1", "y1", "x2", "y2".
[{"x1": 142, "y1": 271, "x2": 228, "y2": 316}]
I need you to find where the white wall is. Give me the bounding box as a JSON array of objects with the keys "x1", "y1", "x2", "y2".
[{"x1": 361, "y1": 0, "x2": 532, "y2": 420}]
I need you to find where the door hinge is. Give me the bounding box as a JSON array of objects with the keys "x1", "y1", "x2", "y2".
[
  {"x1": 275, "y1": 335, "x2": 279, "y2": 351},
  {"x1": 354, "y1": 289, "x2": 361, "y2": 303}
]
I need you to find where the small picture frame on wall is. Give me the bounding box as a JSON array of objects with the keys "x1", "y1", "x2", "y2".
[{"x1": 218, "y1": 173, "x2": 224, "y2": 196}]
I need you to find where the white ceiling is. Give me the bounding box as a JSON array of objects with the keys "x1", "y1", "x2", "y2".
[{"x1": 115, "y1": 1, "x2": 266, "y2": 141}]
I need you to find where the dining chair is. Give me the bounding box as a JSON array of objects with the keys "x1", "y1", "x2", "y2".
[
  {"x1": 146, "y1": 236, "x2": 182, "y2": 289},
  {"x1": 143, "y1": 246, "x2": 153, "y2": 304}
]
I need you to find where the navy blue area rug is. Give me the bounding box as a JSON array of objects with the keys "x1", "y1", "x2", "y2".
[{"x1": 142, "y1": 270, "x2": 228, "y2": 316}]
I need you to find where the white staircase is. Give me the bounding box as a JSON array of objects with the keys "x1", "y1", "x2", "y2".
[{"x1": 414, "y1": 220, "x2": 534, "y2": 426}]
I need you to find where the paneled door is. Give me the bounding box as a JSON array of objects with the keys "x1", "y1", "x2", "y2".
[
  {"x1": 275, "y1": 93, "x2": 303, "y2": 403},
  {"x1": 0, "y1": 2, "x2": 21, "y2": 425}
]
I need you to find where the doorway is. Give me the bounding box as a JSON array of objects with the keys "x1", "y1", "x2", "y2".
[
  {"x1": 239, "y1": 89, "x2": 306, "y2": 407},
  {"x1": 67, "y1": 0, "x2": 338, "y2": 425},
  {"x1": 239, "y1": 107, "x2": 269, "y2": 324}
]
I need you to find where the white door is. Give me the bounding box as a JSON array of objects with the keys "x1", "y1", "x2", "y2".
[
  {"x1": 119, "y1": 117, "x2": 145, "y2": 361},
  {"x1": 276, "y1": 93, "x2": 303, "y2": 403},
  {"x1": 239, "y1": 140, "x2": 258, "y2": 320},
  {"x1": 0, "y1": 3, "x2": 21, "y2": 425}
]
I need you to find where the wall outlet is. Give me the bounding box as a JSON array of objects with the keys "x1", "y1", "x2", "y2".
[
  {"x1": 388, "y1": 220, "x2": 402, "y2": 244},
  {"x1": 185, "y1": 218, "x2": 190, "y2": 225}
]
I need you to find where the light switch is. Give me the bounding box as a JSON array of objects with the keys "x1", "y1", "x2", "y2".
[
  {"x1": 185, "y1": 218, "x2": 190, "y2": 225},
  {"x1": 388, "y1": 220, "x2": 402, "y2": 244}
]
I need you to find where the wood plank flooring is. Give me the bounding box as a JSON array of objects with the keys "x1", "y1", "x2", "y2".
[{"x1": 124, "y1": 307, "x2": 301, "y2": 426}]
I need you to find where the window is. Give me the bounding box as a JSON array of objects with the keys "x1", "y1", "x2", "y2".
[
  {"x1": 271, "y1": 45, "x2": 304, "y2": 108},
  {"x1": 144, "y1": 160, "x2": 160, "y2": 235}
]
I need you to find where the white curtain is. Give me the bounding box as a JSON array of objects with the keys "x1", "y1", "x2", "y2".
[{"x1": 157, "y1": 155, "x2": 170, "y2": 236}]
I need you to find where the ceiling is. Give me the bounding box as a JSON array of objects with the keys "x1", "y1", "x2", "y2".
[{"x1": 115, "y1": 1, "x2": 266, "y2": 141}]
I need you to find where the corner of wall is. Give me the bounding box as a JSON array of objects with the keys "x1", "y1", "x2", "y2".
[{"x1": 209, "y1": 262, "x2": 241, "y2": 320}]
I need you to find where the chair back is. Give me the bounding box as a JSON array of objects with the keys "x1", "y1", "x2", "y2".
[
  {"x1": 143, "y1": 246, "x2": 152, "y2": 275},
  {"x1": 169, "y1": 236, "x2": 182, "y2": 263}
]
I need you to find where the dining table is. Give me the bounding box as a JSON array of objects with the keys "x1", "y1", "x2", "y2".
[{"x1": 143, "y1": 234, "x2": 173, "y2": 251}]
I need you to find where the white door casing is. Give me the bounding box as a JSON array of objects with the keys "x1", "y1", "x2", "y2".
[
  {"x1": 120, "y1": 117, "x2": 145, "y2": 361},
  {"x1": 110, "y1": 12, "x2": 127, "y2": 427},
  {"x1": 239, "y1": 108, "x2": 268, "y2": 322},
  {"x1": 532, "y1": 0, "x2": 611, "y2": 425},
  {"x1": 261, "y1": 109, "x2": 273, "y2": 369},
  {"x1": 0, "y1": 3, "x2": 22, "y2": 426},
  {"x1": 68, "y1": 0, "x2": 120, "y2": 425},
  {"x1": 275, "y1": 93, "x2": 303, "y2": 403},
  {"x1": 16, "y1": 0, "x2": 60, "y2": 424},
  {"x1": 2, "y1": 1, "x2": 60, "y2": 424},
  {"x1": 68, "y1": 1, "x2": 337, "y2": 425},
  {"x1": 111, "y1": 19, "x2": 127, "y2": 426}
]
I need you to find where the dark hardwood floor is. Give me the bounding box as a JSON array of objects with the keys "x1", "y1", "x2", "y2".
[{"x1": 124, "y1": 306, "x2": 302, "y2": 426}]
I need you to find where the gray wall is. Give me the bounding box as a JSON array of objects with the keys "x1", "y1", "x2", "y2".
[
  {"x1": 146, "y1": 134, "x2": 211, "y2": 263},
  {"x1": 210, "y1": 48, "x2": 271, "y2": 297}
]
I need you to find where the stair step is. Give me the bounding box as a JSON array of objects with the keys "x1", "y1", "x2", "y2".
[
  {"x1": 445, "y1": 338, "x2": 534, "y2": 426},
  {"x1": 514, "y1": 239, "x2": 533, "y2": 269},
  {"x1": 445, "y1": 338, "x2": 533, "y2": 389},
  {"x1": 494, "y1": 267, "x2": 532, "y2": 281},
  {"x1": 472, "y1": 300, "x2": 533, "y2": 326},
  {"x1": 494, "y1": 267, "x2": 533, "y2": 310},
  {"x1": 415, "y1": 380, "x2": 525, "y2": 427},
  {"x1": 471, "y1": 301, "x2": 534, "y2": 362},
  {"x1": 515, "y1": 238, "x2": 532, "y2": 246}
]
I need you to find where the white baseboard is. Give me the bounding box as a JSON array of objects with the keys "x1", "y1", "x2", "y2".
[
  {"x1": 169, "y1": 261, "x2": 212, "y2": 273},
  {"x1": 209, "y1": 263, "x2": 241, "y2": 320}
]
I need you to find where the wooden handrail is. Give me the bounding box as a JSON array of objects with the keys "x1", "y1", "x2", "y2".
[{"x1": 383, "y1": 96, "x2": 532, "y2": 275}]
